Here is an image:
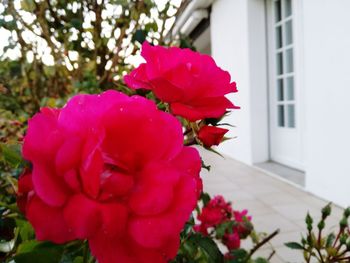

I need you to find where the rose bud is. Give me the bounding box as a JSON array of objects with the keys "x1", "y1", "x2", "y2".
[{"x1": 197, "y1": 125, "x2": 229, "y2": 147}]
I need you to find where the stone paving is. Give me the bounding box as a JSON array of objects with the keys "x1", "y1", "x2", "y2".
[{"x1": 199, "y1": 148, "x2": 344, "y2": 263}]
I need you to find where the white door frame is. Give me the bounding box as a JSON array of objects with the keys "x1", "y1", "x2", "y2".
[{"x1": 266, "y1": 0, "x2": 305, "y2": 171}]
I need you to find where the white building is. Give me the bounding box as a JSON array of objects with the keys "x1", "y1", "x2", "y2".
[{"x1": 172, "y1": 0, "x2": 350, "y2": 207}]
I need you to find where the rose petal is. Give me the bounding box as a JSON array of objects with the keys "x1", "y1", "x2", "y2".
[
  {"x1": 32, "y1": 163, "x2": 69, "y2": 207},
  {"x1": 80, "y1": 137, "x2": 104, "y2": 198},
  {"x1": 89, "y1": 233, "x2": 167, "y2": 263},
  {"x1": 123, "y1": 64, "x2": 152, "y2": 90},
  {"x1": 129, "y1": 181, "x2": 174, "y2": 216},
  {"x1": 63, "y1": 194, "x2": 101, "y2": 239},
  {"x1": 170, "y1": 96, "x2": 238, "y2": 121},
  {"x1": 26, "y1": 195, "x2": 75, "y2": 244},
  {"x1": 23, "y1": 107, "x2": 62, "y2": 162},
  {"x1": 55, "y1": 137, "x2": 83, "y2": 174},
  {"x1": 98, "y1": 203, "x2": 128, "y2": 238},
  {"x1": 151, "y1": 78, "x2": 184, "y2": 102}
]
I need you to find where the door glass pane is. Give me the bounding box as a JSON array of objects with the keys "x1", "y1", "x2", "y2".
[
  {"x1": 277, "y1": 79, "x2": 284, "y2": 101},
  {"x1": 285, "y1": 0, "x2": 292, "y2": 17},
  {"x1": 287, "y1": 104, "x2": 295, "y2": 127},
  {"x1": 278, "y1": 105, "x2": 285, "y2": 127},
  {"x1": 276, "y1": 26, "x2": 282, "y2": 48},
  {"x1": 285, "y1": 20, "x2": 293, "y2": 45},
  {"x1": 277, "y1": 52, "x2": 283, "y2": 75},
  {"x1": 274, "y1": 0, "x2": 282, "y2": 22},
  {"x1": 286, "y1": 77, "x2": 294, "y2": 100},
  {"x1": 286, "y1": 48, "x2": 293, "y2": 73}
]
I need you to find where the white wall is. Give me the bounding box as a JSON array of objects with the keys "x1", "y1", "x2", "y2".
[
  {"x1": 206, "y1": 0, "x2": 350, "y2": 207},
  {"x1": 303, "y1": 0, "x2": 350, "y2": 207},
  {"x1": 211, "y1": 0, "x2": 269, "y2": 164}
]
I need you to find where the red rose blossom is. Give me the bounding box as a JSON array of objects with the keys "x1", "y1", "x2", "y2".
[
  {"x1": 197, "y1": 125, "x2": 229, "y2": 147},
  {"x1": 19, "y1": 90, "x2": 202, "y2": 263},
  {"x1": 223, "y1": 231, "x2": 241, "y2": 250},
  {"x1": 17, "y1": 169, "x2": 33, "y2": 214},
  {"x1": 196, "y1": 195, "x2": 232, "y2": 235},
  {"x1": 124, "y1": 42, "x2": 239, "y2": 121},
  {"x1": 233, "y1": 209, "x2": 252, "y2": 238}
]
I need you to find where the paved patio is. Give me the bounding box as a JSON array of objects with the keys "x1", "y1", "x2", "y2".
[{"x1": 200, "y1": 148, "x2": 344, "y2": 263}]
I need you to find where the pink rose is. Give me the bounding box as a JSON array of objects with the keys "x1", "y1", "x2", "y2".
[
  {"x1": 17, "y1": 169, "x2": 33, "y2": 214},
  {"x1": 233, "y1": 210, "x2": 253, "y2": 238},
  {"x1": 198, "y1": 207, "x2": 228, "y2": 227},
  {"x1": 19, "y1": 90, "x2": 202, "y2": 263},
  {"x1": 234, "y1": 209, "x2": 252, "y2": 222},
  {"x1": 197, "y1": 125, "x2": 229, "y2": 147},
  {"x1": 223, "y1": 231, "x2": 241, "y2": 250},
  {"x1": 124, "y1": 42, "x2": 239, "y2": 121},
  {"x1": 196, "y1": 195, "x2": 232, "y2": 232}
]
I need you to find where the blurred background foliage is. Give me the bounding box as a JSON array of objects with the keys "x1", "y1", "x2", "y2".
[
  {"x1": 0, "y1": 1, "x2": 195, "y2": 261},
  {"x1": 0, "y1": 0, "x2": 191, "y2": 141}
]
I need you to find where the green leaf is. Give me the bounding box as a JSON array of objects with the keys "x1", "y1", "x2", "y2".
[
  {"x1": 227, "y1": 249, "x2": 248, "y2": 263},
  {"x1": 132, "y1": 29, "x2": 147, "y2": 44},
  {"x1": 185, "y1": 234, "x2": 223, "y2": 263},
  {"x1": 253, "y1": 258, "x2": 269, "y2": 263},
  {"x1": 145, "y1": 22, "x2": 158, "y2": 32},
  {"x1": 284, "y1": 242, "x2": 304, "y2": 250},
  {"x1": 21, "y1": 0, "x2": 36, "y2": 12},
  {"x1": 216, "y1": 221, "x2": 233, "y2": 239},
  {"x1": 200, "y1": 192, "x2": 211, "y2": 206},
  {"x1": 17, "y1": 240, "x2": 40, "y2": 253},
  {"x1": 195, "y1": 235, "x2": 223, "y2": 263},
  {"x1": 70, "y1": 18, "x2": 82, "y2": 29},
  {"x1": 13, "y1": 242, "x2": 64, "y2": 263},
  {"x1": 73, "y1": 257, "x2": 84, "y2": 263},
  {"x1": 0, "y1": 143, "x2": 23, "y2": 168},
  {"x1": 16, "y1": 219, "x2": 35, "y2": 241}
]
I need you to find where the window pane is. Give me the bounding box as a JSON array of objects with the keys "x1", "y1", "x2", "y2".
[
  {"x1": 278, "y1": 105, "x2": 285, "y2": 127},
  {"x1": 276, "y1": 52, "x2": 283, "y2": 75},
  {"x1": 285, "y1": 0, "x2": 292, "y2": 17},
  {"x1": 286, "y1": 48, "x2": 293, "y2": 73},
  {"x1": 286, "y1": 77, "x2": 294, "y2": 100},
  {"x1": 287, "y1": 104, "x2": 295, "y2": 127},
  {"x1": 285, "y1": 20, "x2": 293, "y2": 45},
  {"x1": 276, "y1": 26, "x2": 282, "y2": 48},
  {"x1": 275, "y1": 0, "x2": 282, "y2": 22},
  {"x1": 277, "y1": 79, "x2": 284, "y2": 101}
]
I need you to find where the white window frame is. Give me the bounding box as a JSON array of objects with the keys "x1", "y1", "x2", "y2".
[{"x1": 266, "y1": 0, "x2": 305, "y2": 170}]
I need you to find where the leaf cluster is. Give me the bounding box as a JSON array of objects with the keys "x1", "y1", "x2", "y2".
[{"x1": 285, "y1": 204, "x2": 350, "y2": 262}]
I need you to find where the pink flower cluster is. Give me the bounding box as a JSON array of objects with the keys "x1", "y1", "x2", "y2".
[{"x1": 194, "y1": 195, "x2": 252, "y2": 251}]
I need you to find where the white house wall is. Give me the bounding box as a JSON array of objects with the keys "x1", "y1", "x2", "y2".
[
  {"x1": 211, "y1": 0, "x2": 269, "y2": 164},
  {"x1": 210, "y1": 0, "x2": 350, "y2": 207},
  {"x1": 303, "y1": 0, "x2": 350, "y2": 207}
]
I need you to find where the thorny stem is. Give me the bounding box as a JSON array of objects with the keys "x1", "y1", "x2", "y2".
[
  {"x1": 306, "y1": 252, "x2": 312, "y2": 263},
  {"x1": 314, "y1": 248, "x2": 325, "y2": 263},
  {"x1": 333, "y1": 229, "x2": 343, "y2": 248},
  {"x1": 247, "y1": 229, "x2": 280, "y2": 259},
  {"x1": 267, "y1": 250, "x2": 276, "y2": 260},
  {"x1": 332, "y1": 256, "x2": 350, "y2": 261}
]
